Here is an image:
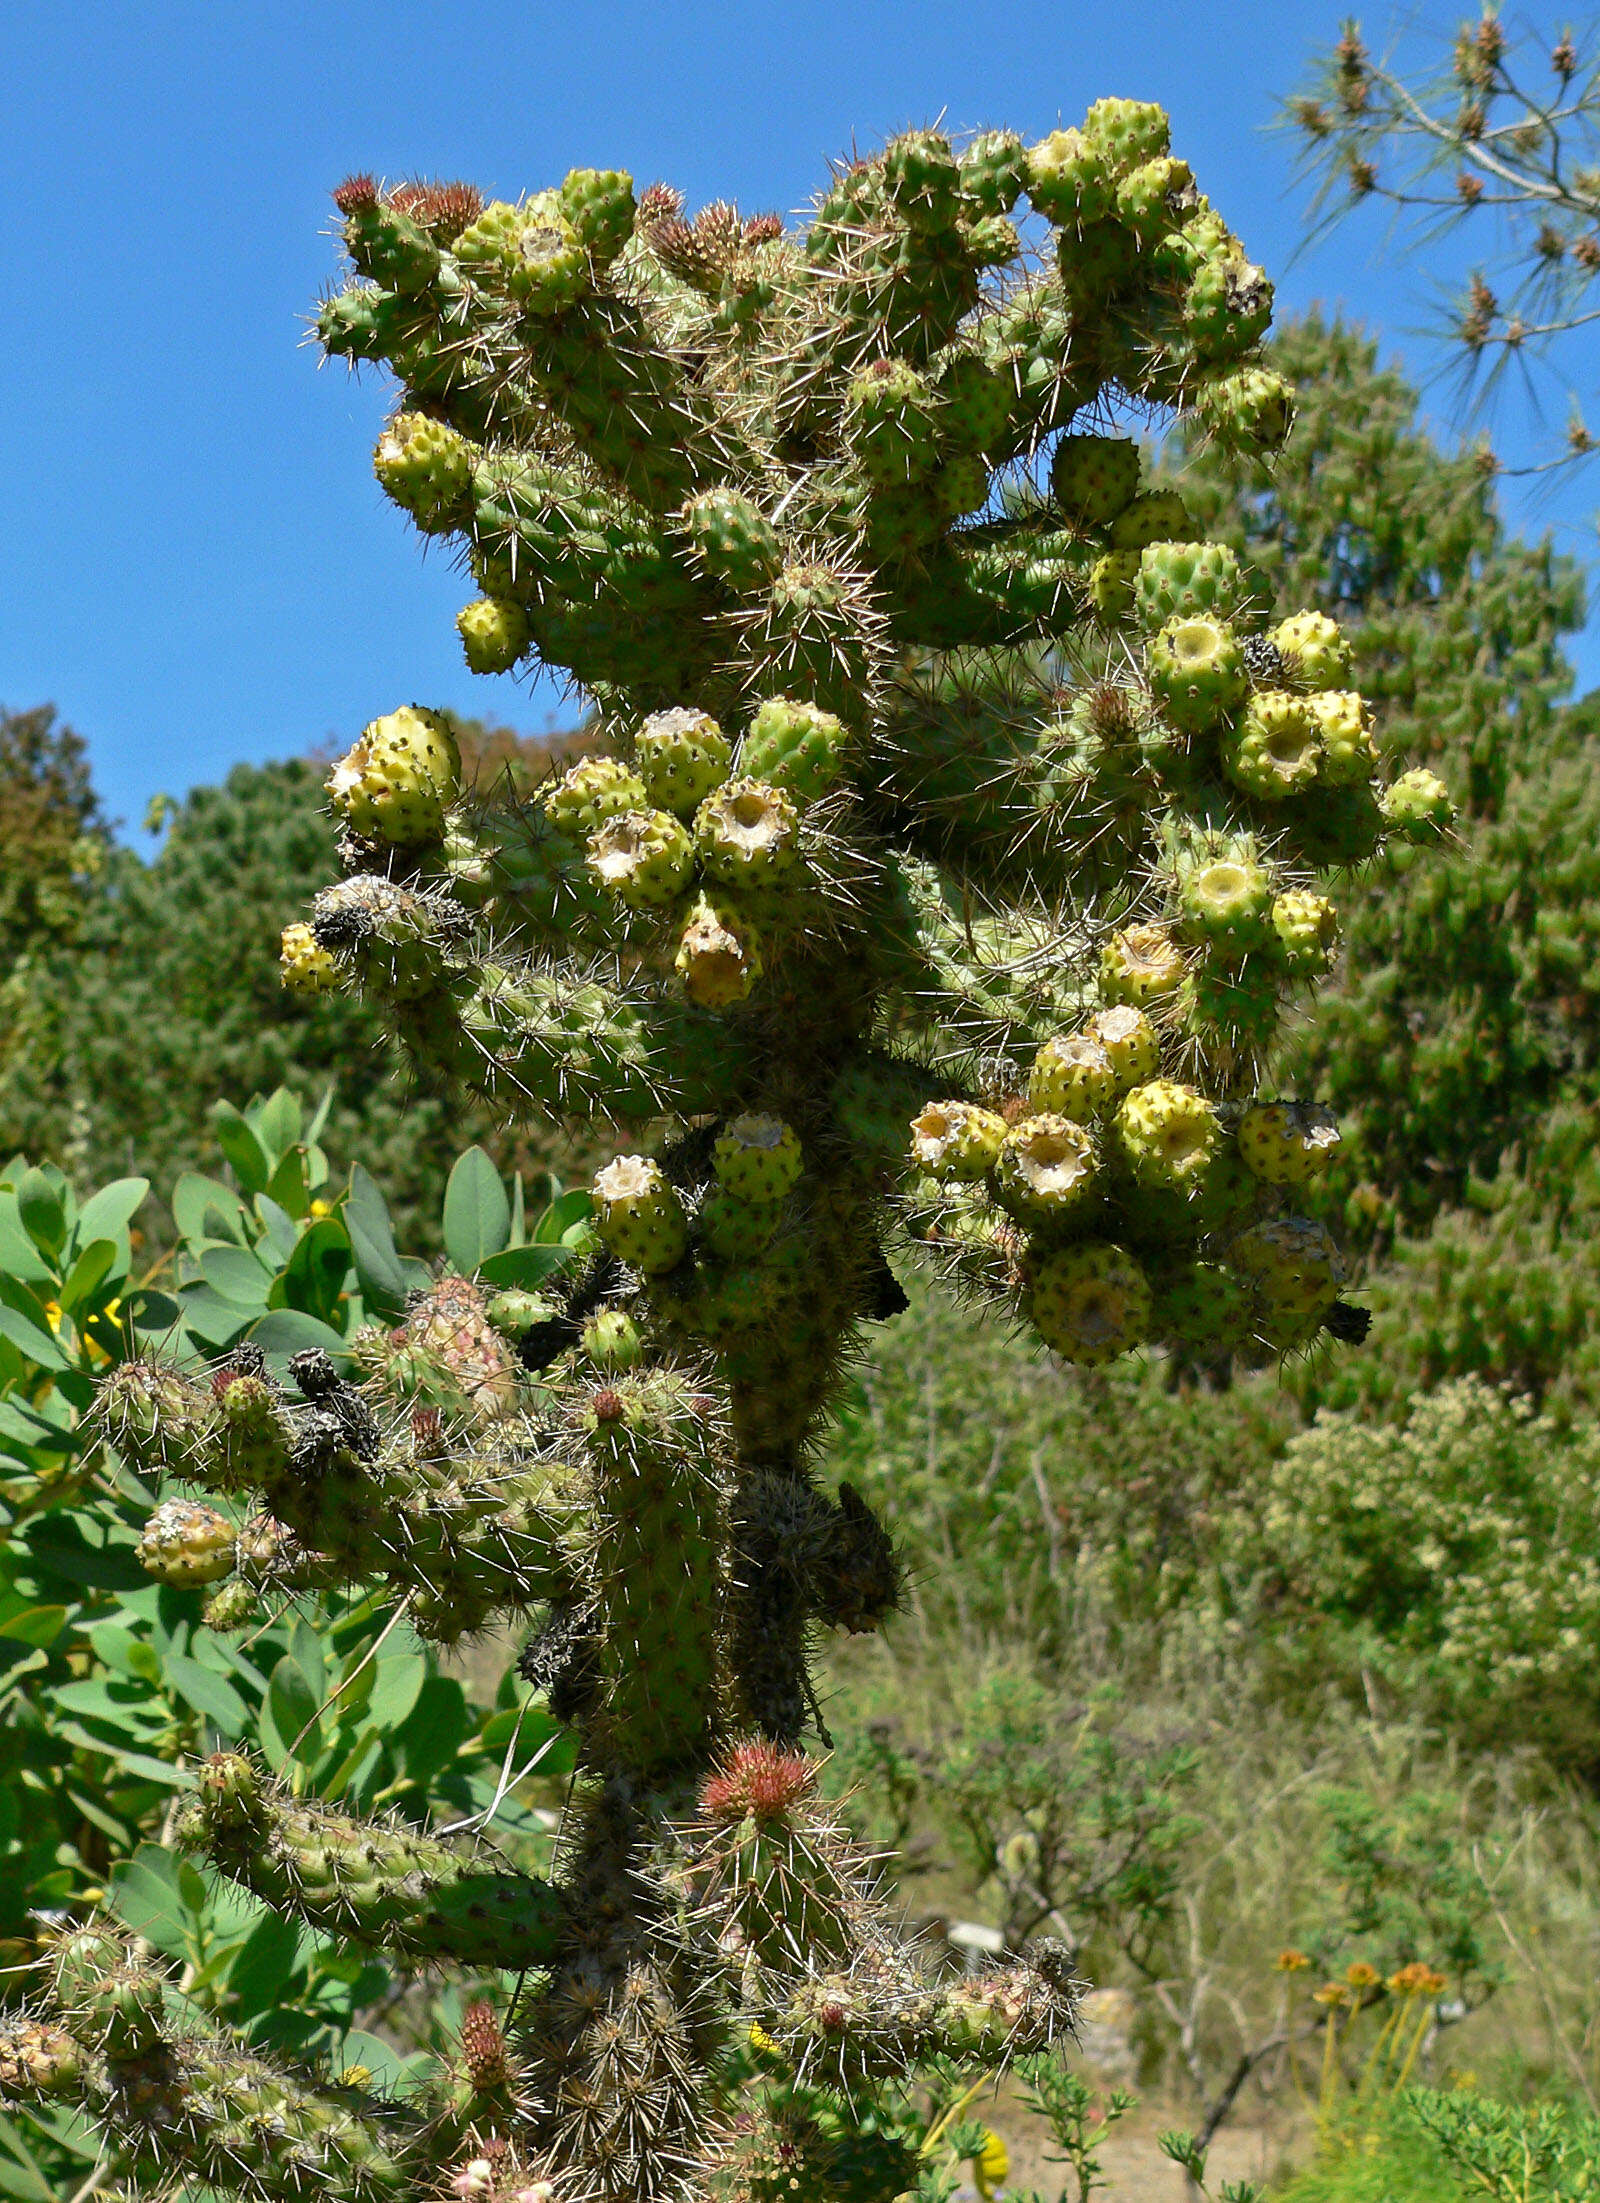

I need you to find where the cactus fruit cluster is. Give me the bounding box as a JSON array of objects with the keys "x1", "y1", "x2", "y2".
[{"x1": 7, "y1": 110, "x2": 1454, "y2": 2203}]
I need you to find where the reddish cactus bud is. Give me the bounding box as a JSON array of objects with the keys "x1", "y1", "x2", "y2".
[
  {"x1": 700, "y1": 1740, "x2": 815, "y2": 1824},
  {"x1": 332, "y1": 173, "x2": 380, "y2": 215}
]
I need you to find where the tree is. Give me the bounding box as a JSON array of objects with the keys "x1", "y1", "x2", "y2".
[
  {"x1": 0, "y1": 704, "x2": 110, "y2": 1086},
  {"x1": 3, "y1": 114, "x2": 1455, "y2": 2203},
  {"x1": 1286, "y1": 11, "x2": 1600, "y2": 484}
]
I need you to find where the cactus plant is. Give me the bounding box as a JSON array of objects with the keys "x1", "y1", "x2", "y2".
[{"x1": 5, "y1": 113, "x2": 1455, "y2": 2203}]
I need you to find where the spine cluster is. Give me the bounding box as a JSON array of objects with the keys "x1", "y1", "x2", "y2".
[{"x1": 6, "y1": 106, "x2": 1453, "y2": 2203}]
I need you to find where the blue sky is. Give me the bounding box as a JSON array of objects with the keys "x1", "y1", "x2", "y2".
[{"x1": 5, "y1": 0, "x2": 1595, "y2": 837}]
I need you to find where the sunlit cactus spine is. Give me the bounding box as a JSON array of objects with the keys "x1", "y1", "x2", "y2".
[{"x1": 7, "y1": 106, "x2": 1456, "y2": 2203}]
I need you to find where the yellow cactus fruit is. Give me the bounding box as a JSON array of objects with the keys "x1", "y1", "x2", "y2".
[
  {"x1": 1099, "y1": 924, "x2": 1186, "y2": 1007},
  {"x1": 1229, "y1": 1215, "x2": 1346, "y2": 1334},
  {"x1": 1084, "y1": 1003, "x2": 1161, "y2": 1091},
  {"x1": 137, "y1": 1500, "x2": 237, "y2": 1588},
  {"x1": 674, "y1": 892, "x2": 763, "y2": 1008},
  {"x1": 993, "y1": 1114, "x2": 1100, "y2": 1228},
  {"x1": 325, "y1": 705, "x2": 461, "y2": 846},
  {"x1": 585, "y1": 808, "x2": 696, "y2": 910},
  {"x1": 1306, "y1": 690, "x2": 1377, "y2": 785},
  {"x1": 592, "y1": 1155, "x2": 690, "y2": 1275},
  {"x1": 1029, "y1": 1242, "x2": 1152, "y2": 1364},
  {"x1": 279, "y1": 921, "x2": 338, "y2": 995},
  {"x1": 909, "y1": 1101, "x2": 1009, "y2": 1182},
  {"x1": 713, "y1": 1114, "x2": 804, "y2": 1202},
  {"x1": 1114, "y1": 1079, "x2": 1221, "y2": 1191},
  {"x1": 1271, "y1": 608, "x2": 1352, "y2": 691},
  {"x1": 1237, "y1": 1100, "x2": 1341, "y2": 1186},
  {"x1": 1029, "y1": 1033, "x2": 1118, "y2": 1121},
  {"x1": 543, "y1": 756, "x2": 649, "y2": 837}
]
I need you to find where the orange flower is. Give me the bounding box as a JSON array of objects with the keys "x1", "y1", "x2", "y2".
[
  {"x1": 1344, "y1": 1961, "x2": 1382, "y2": 1991},
  {"x1": 1275, "y1": 1948, "x2": 1313, "y2": 1972},
  {"x1": 1312, "y1": 1982, "x2": 1351, "y2": 2009}
]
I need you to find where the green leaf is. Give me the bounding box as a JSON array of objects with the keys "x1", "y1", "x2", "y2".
[
  {"x1": 344, "y1": 1164, "x2": 407, "y2": 1315},
  {"x1": 172, "y1": 1171, "x2": 250, "y2": 1251},
  {"x1": 266, "y1": 1656, "x2": 322, "y2": 1764},
  {"x1": 15, "y1": 1168, "x2": 66, "y2": 1257},
  {"x1": 77, "y1": 1176, "x2": 150, "y2": 1246},
  {"x1": 253, "y1": 1089, "x2": 303, "y2": 1166},
  {"x1": 201, "y1": 1244, "x2": 274, "y2": 1307},
  {"x1": 539, "y1": 1188, "x2": 594, "y2": 1242},
  {"x1": 109, "y1": 1846, "x2": 197, "y2": 1957},
  {"x1": 265, "y1": 1144, "x2": 311, "y2": 1221},
  {"x1": 210, "y1": 1102, "x2": 272, "y2": 1196},
  {"x1": 367, "y1": 1650, "x2": 427, "y2": 1731},
  {"x1": 253, "y1": 1194, "x2": 300, "y2": 1268},
  {"x1": 397, "y1": 1674, "x2": 471, "y2": 1782},
  {"x1": 443, "y1": 1147, "x2": 512, "y2": 1273},
  {"x1": 249, "y1": 1309, "x2": 349, "y2": 1363},
  {"x1": 306, "y1": 1086, "x2": 336, "y2": 1145},
  {"x1": 0, "y1": 1304, "x2": 67, "y2": 1371},
  {"x1": 0, "y1": 1605, "x2": 67, "y2": 1648},
  {"x1": 57, "y1": 1237, "x2": 119, "y2": 1313},
  {"x1": 0, "y1": 1193, "x2": 54, "y2": 1285},
  {"x1": 173, "y1": 1282, "x2": 252, "y2": 1348},
  {"x1": 163, "y1": 1650, "x2": 249, "y2": 1736},
  {"x1": 476, "y1": 1242, "x2": 577, "y2": 1290},
  {"x1": 277, "y1": 1217, "x2": 353, "y2": 1325}
]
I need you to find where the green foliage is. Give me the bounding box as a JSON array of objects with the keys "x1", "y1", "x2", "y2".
[{"x1": 1405, "y1": 2085, "x2": 1600, "y2": 2202}]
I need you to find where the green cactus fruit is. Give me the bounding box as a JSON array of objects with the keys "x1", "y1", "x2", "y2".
[
  {"x1": 739, "y1": 697, "x2": 851, "y2": 804},
  {"x1": 847, "y1": 359, "x2": 944, "y2": 487},
  {"x1": 1270, "y1": 889, "x2": 1340, "y2": 976},
  {"x1": 484, "y1": 1287, "x2": 555, "y2": 1337},
  {"x1": 959, "y1": 128, "x2": 1028, "y2": 214},
  {"x1": 1089, "y1": 549, "x2": 1141, "y2": 624},
  {"x1": 1117, "y1": 155, "x2": 1193, "y2": 240},
  {"x1": 695, "y1": 778, "x2": 801, "y2": 890},
  {"x1": 679, "y1": 487, "x2": 784, "y2": 593},
  {"x1": 1229, "y1": 1215, "x2": 1346, "y2": 1335},
  {"x1": 964, "y1": 211, "x2": 1023, "y2": 267},
  {"x1": 1221, "y1": 690, "x2": 1321, "y2": 800},
  {"x1": 1133, "y1": 539, "x2": 1243, "y2": 628},
  {"x1": 542, "y1": 755, "x2": 649, "y2": 837},
  {"x1": 993, "y1": 1114, "x2": 1100, "y2": 1229},
  {"x1": 1193, "y1": 363, "x2": 1296, "y2": 454},
  {"x1": 1147, "y1": 614, "x2": 1248, "y2": 730},
  {"x1": 1082, "y1": 97, "x2": 1171, "y2": 173},
  {"x1": 1051, "y1": 435, "x2": 1141, "y2": 526},
  {"x1": 326, "y1": 705, "x2": 462, "y2": 846},
  {"x1": 137, "y1": 1499, "x2": 237, "y2": 1588},
  {"x1": 1084, "y1": 1003, "x2": 1161, "y2": 1091},
  {"x1": 279, "y1": 920, "x2": 339, "y2": 995},
  {"x1": 675, "y1": 890, "x2": 763, "y2": 1008},
  {"x1": 1183, "y1": 250, "x2": 1274, "y2": 356},
  {"x1": 884, "y1": 129, "x2": 962, "y2": 230},
  {"x1": 1150, "y1": 1258, "x2": 1256, "y2": 1354},
  {"x1": 699, "y1": 1187, "x2": 783, "y2": 1263},
  {"x1": 1271, "y1": 609, "x2": 1352, "y2": 691},
  {"x1": 1113, "y1": 1079, "x2": 1221, "y2": 1191},
  {"x1": 1291, "y1": 783, "x2": 1384, "y2": 868},
  {"x1": 936, "y1": 353, "x2": 1014, "y2": 455},
  {"x1": 337, "y1": 187, "x2": 441, "y2": 293},
  {"x1": 1176, "y1": 850, "x2": 1274, "y2": 956},
  {"x1": 1237, "y1": 1100, "x2": 1341, "y2": 1186},
  {"x1": 559, "y1": 165, "x2": 636, "y2": 265},
  {"x1": 457, "y1": 595, "x2": 530, "y2": 674},
  {"x1": 908, "y1": 1100, "x2": 1009, "y2": 1182},
  {"x1": 202, "y1": 1579, "x2": 259, "y2": 1632},
  {"x1": 592, "y1": 1156, "x2": 690, "y2": 1274},
  {"x1": 1028, "y1": 1241, "x2": 1151, "y2": 1364},
  {"x1": 1100, "y1": 923, "x2": 1187, "y2": 1006},
  {"x1": 1058, "y1": 215, "x2": 1141, "y2": 305},
  {"x1": 586, "y1": 807, "x2": 696, "y2": 910},
  {"x1": 317, "y1": 283, "x2": 403, "y2": 360},
  {"x1": 1025, "y1": 128, "x2": 1113, "y2": 226},
  {"x1": 1123, "y1": 1143, "x2": 1257, "y2": 1246},
  {"x1": 1109, "y1": 488, "x2": 1195, "y2": 551},
  {"x1": 373, "y1": 412, "x2": 476, "y2": 533},
  {"x1": 1306, "y1": 690, "x2": 1377, "y2": 785},
  {"x1": 1029, "y1": 1033, "x2": 1118, "y2": 1121},
  {"x1": 211, "y1": 1371, "x2": 295, "y2": 1489},
  {"x1": 581, "y1": 1307, "x2": 643, "y2": 1366},
  {"x1": 1381, "y1": 767, "x2": 1456, "y2": 842},
  {"x1": 713, "y1": 1113, "x2": 804, "y2": 1203},
  {"x1": 635, "y1": 706, "x2": 734, "y2": 816},
  {"x1": 454, "y1": 192, "x2": 589, "y2": 311}
]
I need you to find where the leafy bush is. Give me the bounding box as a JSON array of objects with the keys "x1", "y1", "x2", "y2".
[{"x1": 1239, "y1": 1378, "x2": 1600, "y2": 1767}]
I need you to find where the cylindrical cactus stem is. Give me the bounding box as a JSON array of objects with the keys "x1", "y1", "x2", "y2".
[
  {"x1": 176, "y1": 1753, "x2": 564, "y2": 1971},
  {"x1": 574, "y1": 1369, "x2": 725, "y2": 1774}
]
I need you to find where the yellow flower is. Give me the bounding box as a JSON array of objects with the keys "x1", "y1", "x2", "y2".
[
  {"x1": 310, "y1": 1199, "x2": 333, "y2": 1220},
  {"x1": 1344, "y1": 1960, "x2": 1382, "y2": 1991},
  {"x1": 973, "y1": 2127, "x2": 1009, "y2": 2201},
  {"x1": 1275, "y1": 1947, "x2": 1312, "y2": 1972}
]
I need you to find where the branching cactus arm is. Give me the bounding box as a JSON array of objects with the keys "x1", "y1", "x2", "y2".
[{"x1": 4, "y1": 108, "x2": 1455, "y2": 2203}]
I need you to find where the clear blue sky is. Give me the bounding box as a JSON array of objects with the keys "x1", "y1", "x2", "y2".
[{"x1": 5, "y1": 0, "x2": 1595, "y2": 838}]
